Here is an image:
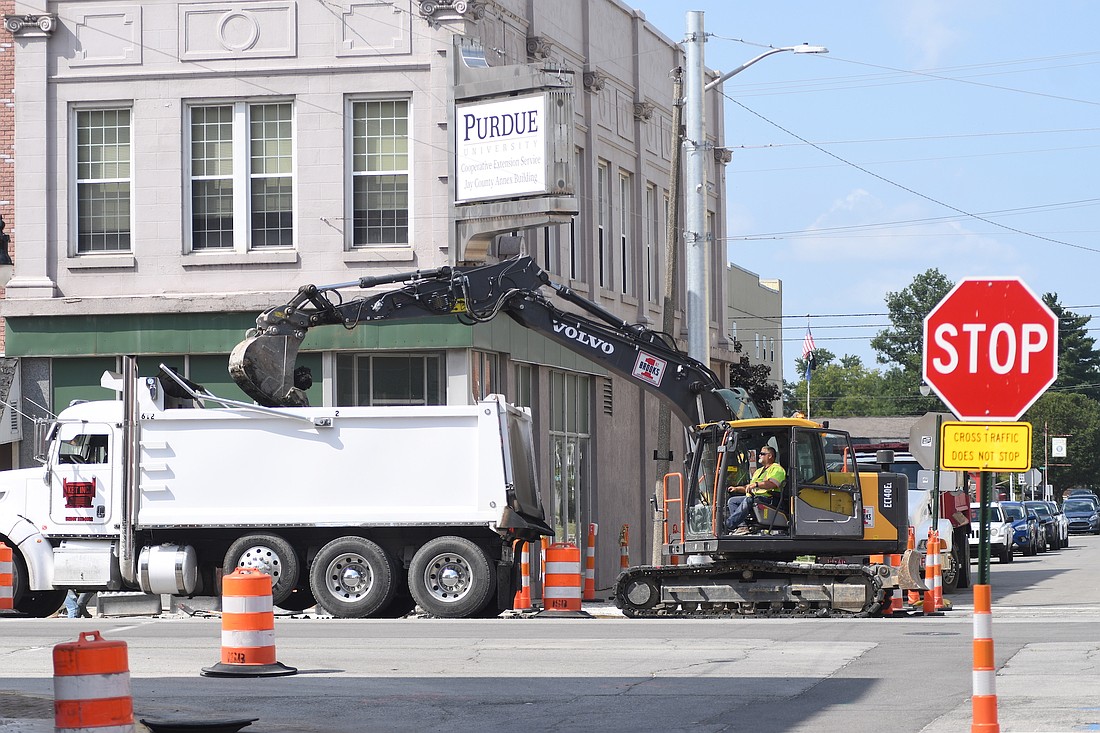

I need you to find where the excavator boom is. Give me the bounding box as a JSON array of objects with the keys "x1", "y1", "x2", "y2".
[{"x1": 230, "y1": 256, "x2": 759, "y2": 427}]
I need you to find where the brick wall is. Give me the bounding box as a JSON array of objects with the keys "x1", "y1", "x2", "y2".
[{"x1": 0, "y1": 0, "x2": 13, "y2": 353}]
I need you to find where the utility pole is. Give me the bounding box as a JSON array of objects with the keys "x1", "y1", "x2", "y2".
[
  {"x1": 652, "y1": 67, "x2": 685, "y2": 565},
  {"x1": 683, "y1": 10, "x2": 709, "y2": 367}
]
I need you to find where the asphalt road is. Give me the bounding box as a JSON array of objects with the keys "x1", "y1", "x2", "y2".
[{"x1": 3, "y1": 535, "x2": 1099, "y2": 732}]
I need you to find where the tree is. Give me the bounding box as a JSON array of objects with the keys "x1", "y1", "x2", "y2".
[
  {"x1": 728, "y1": 340, "x2": 781, "y2": 418},
  {"x1": 871, "y1": 268, "x2": 954, "y2": 372},
  {"x1": 1024, "y1": 392, "x2": 1100, "y2": 493},
  {"x1": 785, "y1": 352, "x2": 899, "y2": 417},
  {"x1": 1043, "y1": 292, "x2": 1100, "y2": 402}
]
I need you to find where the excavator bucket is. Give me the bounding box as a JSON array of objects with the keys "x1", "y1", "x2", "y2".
[
  {"x1": 229, "y1": 329, "x2": 309, "y2": 407},
  {"x1": 895, "y1": 548, "x2": 928, "y2": 591}
]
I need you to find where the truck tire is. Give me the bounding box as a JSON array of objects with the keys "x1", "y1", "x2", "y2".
[
  {"x1": 408, "y1": 536, "x2": 494, "y2": 619},
  {"x1": 309, "y1": 536, "x2": 397, "y2": 618},
  {"x1": 224, "y1": 534, "x2": 300, "y2": 606},
  {"x1": 9, "y1": 549, "x2": 66, "y2": 618},
  {"x1": 943, "y1": 533, "x2": 970, "y2": 592},
  {"x1": 998, "y1": 544, "x2": 1013, "y2": 563}
]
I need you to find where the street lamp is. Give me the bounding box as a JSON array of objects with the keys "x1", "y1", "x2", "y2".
[
  {"x1": 704, "y1": 44, "x2": 829, "y2": 93},
  {"x1": 683, "y1": 10, "x2": 826, "y2": 367}
]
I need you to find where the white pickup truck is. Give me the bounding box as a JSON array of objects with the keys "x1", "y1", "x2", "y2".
[
  {"x1": 0, "y1": 360, "x2": 550, "y2": 618},
  {"x1": 968, "y1": 502, "x2": 1015, "y2": 563}
]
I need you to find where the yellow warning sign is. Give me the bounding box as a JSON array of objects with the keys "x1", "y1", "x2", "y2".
[{"x1": 939, "y1": 421, "x2": 1032, "y2": 472}]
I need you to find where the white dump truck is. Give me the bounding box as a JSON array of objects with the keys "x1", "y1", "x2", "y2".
[{"x1": 0, "y1": 360, "x2": 550, "y2": 618}]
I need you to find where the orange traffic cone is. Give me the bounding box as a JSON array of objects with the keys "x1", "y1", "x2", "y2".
[
  {"x1": 584, "y1": 523, "x2": 598, "y2": 601},
  {"x1": 512, "y1": 540, "x2": 532, "y2": 610}
]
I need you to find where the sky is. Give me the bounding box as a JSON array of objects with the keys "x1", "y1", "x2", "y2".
[{"x1": 626, "y1": 1, "x2": 1099, "y2": 383}]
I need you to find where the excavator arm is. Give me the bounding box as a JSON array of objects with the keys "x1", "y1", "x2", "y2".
[{"x1": 230, "y1": 256, "x2": 758, "y2": 427}]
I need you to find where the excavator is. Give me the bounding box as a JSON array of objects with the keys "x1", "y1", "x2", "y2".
[{"x1": 230, "y1": 255, "x2": 923, "y2": 617}]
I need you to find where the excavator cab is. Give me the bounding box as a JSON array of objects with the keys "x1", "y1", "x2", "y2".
[{"x1": 676, "y1": 418, "x2": 874, "y2": 551}]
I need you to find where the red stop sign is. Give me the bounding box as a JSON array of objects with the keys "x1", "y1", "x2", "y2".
[{"x1": 923, "y1": 277, "x2": 1058, "y2": 421}]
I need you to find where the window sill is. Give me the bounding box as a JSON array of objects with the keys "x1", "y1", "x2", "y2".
[
  {"x1": 66, "y1": 254, "x2": 136, "y2": 270},
  {"x1": 181, "y1": 250, "x2": 299, "y2": 267},
  {"x1": 343, "y1": 247, "x2": 415, "y2": 264}
]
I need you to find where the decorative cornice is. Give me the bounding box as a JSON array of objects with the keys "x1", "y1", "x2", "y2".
[
  {"x1": 416, "y1": 0, "x2": 485, "y2": 24},
  {"x1": 633, "y1": 101, "x2": 655, "y2": 121},
  {"x1": 4, "y1": 13, "x2": 57, "y2": 37},
  {"x1": 713, "y1": 147, "x2": 733, "y2": 165},
  {"x1": 526, "y1": 35, "x2": 553, "y2": 61},
  {"x1": 582, "y1": 69, "x2": 607, "y2": 94}
]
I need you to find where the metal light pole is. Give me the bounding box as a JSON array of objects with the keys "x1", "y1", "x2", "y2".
[{"x1": 682, "y1": 11, "x2": 826, "y2": 366}]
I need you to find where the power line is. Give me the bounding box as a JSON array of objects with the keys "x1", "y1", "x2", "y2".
[{"x1": 719, "y1": 91, "x2": 1100, "y2": 255}]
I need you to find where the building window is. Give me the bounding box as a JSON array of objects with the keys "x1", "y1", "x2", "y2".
[
  {"x1": 549, "y1": 370, "x2": 591, "y2": 543},
  {"x1": 570, "y1": 148, "x2": 582, "y2": 280},
  {"x1": 619, "y1": 172, "x2": 633, "y2": 296},
  {"x1": 541, "y1": 225, "x2": 560, "y2": 275},
  {"x1": 645, "y1": 183, "x2": 658, "y2": 303},
  {"x1": 75, "y1": 108, "x2": 131, "y2": 253},
  {"x1": 471, "y1": 350, "x2": 500, "y2": 401},
  {"x1": 188, "y1": 101, "x2": 294, "y2": 251},
  {"x1": 514, "y1": 363, "x2": 533, "y2": 409},
  {"x1": 335, "y1": 353, "x2": 444, "y2": 406},
  {"x1": 351, "y1": 99, "x2": 409, "y2": 246},
  {"x1": 597, "y1": 161, "x2": 609, "y2": 289},
  {"x1": 707, "y1": 211, "x2": 718, "y2": 315}
]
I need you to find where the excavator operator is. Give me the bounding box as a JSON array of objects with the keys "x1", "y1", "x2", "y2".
[{"x1": 725, "y1": 445, "x2": 786, "y2": 535}]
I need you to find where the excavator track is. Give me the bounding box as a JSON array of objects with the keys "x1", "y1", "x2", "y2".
[{"x1": 615, "y1": 559, "x2": 888, "y2": 619}]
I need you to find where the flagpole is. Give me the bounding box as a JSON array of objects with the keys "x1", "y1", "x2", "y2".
[{"x1": 802, "y1": 320, "x2": 814, "y2": 419}]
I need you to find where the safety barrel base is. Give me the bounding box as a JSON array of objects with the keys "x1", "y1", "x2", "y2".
[
  {"x1": 533, "y1": 608, "x2": 594, "y2": 619},
  {"x1": 200, "y1": 661, "x2": 298, "y2": 678}
]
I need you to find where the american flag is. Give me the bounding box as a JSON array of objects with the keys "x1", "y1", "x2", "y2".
[{"x1": 802, "y1": 328, "x2": 816, "y2": 380}]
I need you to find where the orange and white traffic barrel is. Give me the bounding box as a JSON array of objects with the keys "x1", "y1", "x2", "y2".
[
  {"x1": 583, "y1": 523, "x2": 598, "y2": 601},
  {"x1": 512, "y1": 540, "x2": 532, "y2": 610},
  {"x1": 931, "y1": 530, "x2": 944, "y2": 611},
  {"x1": 53, "y1": 630, "x2": 134, "y2": 733},
  {"x1": 536, "y1": 542, "x2": 590, "y2": 617},
  {"x1": 921, "y1": 529, "x2": 943, "y2": 616},
  {"x1": 0, "y1": 542, "x2": 12, "y2": 611},
  {"x1": 971, "y1": 584, "x2": 1001, "y2": 732},
  {"x1": 201, "y1": 568, "x2": 296, "y2": 677}
]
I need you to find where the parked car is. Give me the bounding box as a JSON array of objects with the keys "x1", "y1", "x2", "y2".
[
  {"x1": 1024, "y1": 501, "x2": 1061, "y2": 550},
  {"x1": 969, "y1": 503, "x2": 1015, "y2": 563},
  {"x1": 1069, "y1": 493, "x2": 1100, "y2": 512},
  {"x1": 1063, "y1": 497, "x2": 1100, "y2": 534},
  {"x1": 1041, "y1": 500, "x2": 1070, "y2": 548},
  {"x1": 1065, "y1": 488, "x2": 1098, "y2": 500},
  {"x1": 1000, "y1": 501, "x2": 1043, "y2": 555}
]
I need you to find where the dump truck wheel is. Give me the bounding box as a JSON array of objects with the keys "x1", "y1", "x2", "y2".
[
  {"x1": 309, "y1": 536, "x2": 397, "y2": 618},
  {"x1": 9, "y1": 548, "x2": 66, "y2": 618},
  {"x1": 408, "y1": 536, "x2": 494, "y2": 618},
  {"x1": 224, "y1": 533, "x2": 301, "y2": 606}
]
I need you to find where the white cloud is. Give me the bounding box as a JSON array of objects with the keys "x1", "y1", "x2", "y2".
[{"x1": 901, "y1": 1, "x2": 961, "y2": 68}]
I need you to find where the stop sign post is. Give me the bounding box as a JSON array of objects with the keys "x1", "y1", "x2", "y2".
[{"x1": 923, "y1": 277, "x2": 1057, "y2": 422}]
